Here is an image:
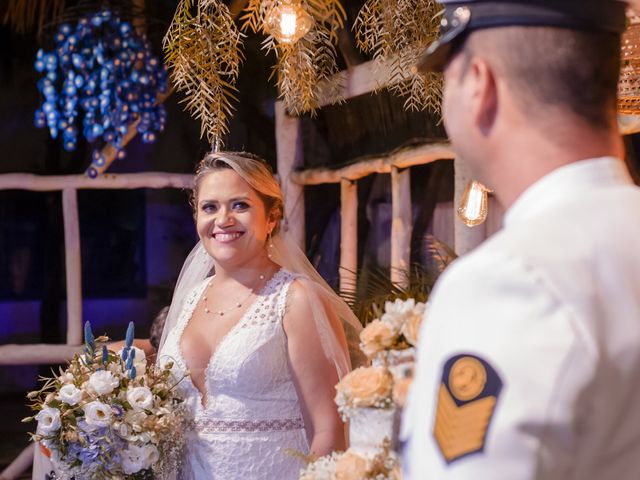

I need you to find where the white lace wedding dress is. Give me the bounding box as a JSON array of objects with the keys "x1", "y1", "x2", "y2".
[{"x1": 158, "y1": 268, "x2": 309, "y2": 479}]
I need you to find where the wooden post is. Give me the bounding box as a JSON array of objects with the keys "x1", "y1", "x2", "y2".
[
  {"x1": 62, "y1": 188, "x2": 83, "y2": 345},
  {"x1": 0, "y1": 442, "x2": 34, "y2": 480},
  {"x1": 391, "y1": 166, "x2": 412, "y2": 287},
  {"x1": 340, "y1": 179, "x2": 358, "y2": 293},
  {"x1": 275, "y1": 101, "x2": 306, "y2": 249},
  {"x1": 453, "y1": 157, "x2": 486, "y2": 255}
]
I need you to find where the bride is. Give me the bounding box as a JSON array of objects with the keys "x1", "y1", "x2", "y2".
[{"x1": 157, "y1": 151, "x2": 362, "y2": 479}]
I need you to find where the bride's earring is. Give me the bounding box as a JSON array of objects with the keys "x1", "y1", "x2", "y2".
[{"x1": 267, "y1": 231, "x2": 274, "y2": 258}]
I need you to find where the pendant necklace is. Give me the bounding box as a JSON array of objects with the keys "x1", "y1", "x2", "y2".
[{"x1": 203, "y1": 273, "x2": 267, "y2": 317}]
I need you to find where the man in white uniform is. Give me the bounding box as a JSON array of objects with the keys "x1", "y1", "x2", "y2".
[{"x1": 402, "y1": 1, "x2": 640, "y2": 479}]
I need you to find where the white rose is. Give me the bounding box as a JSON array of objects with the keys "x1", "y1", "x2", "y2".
[
  {"x1": 380, "y1": 312, "x2": 404, "y2": 332},
  {"x1": 36, "y1": 407, "x2": 61, "y2": 435},
  {"x1": 58, "y1": 384, "x2": 83, "y2": 406},
  {"x1": 122, "y1": 445, "x2": 146, "y2": 475},
  {"x1": 385, "y1": 298, "x2": 415, "y2": 315},
  {"x1": 89, "y1": 370, "x2": 119, "y2": 396},
  {"x1": 118, "y1": 346, "x2": 147, "y2": 378},
  {"x1": 126, "y1": 386, "x2": 153, "y2": 412},
  {"x1": 122, "y1": 444, "x2": 158, "y2": 474},
  {"x1": 83, "y1": 400, "x2": 112, "y2": 428}
]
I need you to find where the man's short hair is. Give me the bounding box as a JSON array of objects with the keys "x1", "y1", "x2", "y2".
[{"x1": 463, "y1": 26, "x2": 621, "y2": 129}]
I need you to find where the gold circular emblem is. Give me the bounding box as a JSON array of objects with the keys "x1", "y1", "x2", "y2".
[{"x1": 449, "y1": 357, "x2": 486, "y2": 401}]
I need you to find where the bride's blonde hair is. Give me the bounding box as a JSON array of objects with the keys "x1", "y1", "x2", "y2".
[{"x1": 191, "y1": 151, "x2": 285, "y2": 233}]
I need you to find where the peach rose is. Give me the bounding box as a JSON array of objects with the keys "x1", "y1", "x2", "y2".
[
  {"x1": 334, "y1": 450, "x2": 369, "y2": 480},
  {"x1": 401, "y1": 311, "x2": 423, "y2": 347},
  {"x1": 392, "y1": 377, "x2": 413, "y2": 407},
  {"x1": 337, "y1": 366, "x2": 393, "y2": 407},
  {"x1": 360, "y1": 320, "x2": 397, "y2": 358}
]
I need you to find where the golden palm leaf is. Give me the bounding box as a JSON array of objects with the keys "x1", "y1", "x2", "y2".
[
  {"x1": 164, "y1": 0, "x2": 244, "y2": 146},
  {"x1": 354, "y1": 0, "x2": 443, "y2": 114}
]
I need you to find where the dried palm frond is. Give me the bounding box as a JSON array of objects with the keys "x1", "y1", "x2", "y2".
[
  {"x1": 338, "y1": 262, "x2": 439, "y2": 326},
  {"x1": 354, "y1": 0, "x2": 442, "y2": 114},
  {"x1": 164, "y1": 0, "x2": 244, "y2": 146},
  {"x1": 2, "y1": 0, "x2": 66, "y2": 36},
  {"x1": 423, "y1": 234, "x2": 457, "y2": 274},
  {"x1": 241, "y1": 0, "x2": 346, "y2": 115}
]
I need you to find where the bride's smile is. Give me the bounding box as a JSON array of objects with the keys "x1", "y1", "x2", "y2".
[{"x1": 212, "y1": 231, "x2": 244, "y2": 242}]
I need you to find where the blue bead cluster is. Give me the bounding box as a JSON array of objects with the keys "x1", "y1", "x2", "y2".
[{"x1": 34, "y1": 9, "x2": 168, "y2": 175}]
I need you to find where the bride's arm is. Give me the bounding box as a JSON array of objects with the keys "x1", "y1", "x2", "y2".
[{"x1": 283, "y1": 280, "x2": 346, "y2": 458}]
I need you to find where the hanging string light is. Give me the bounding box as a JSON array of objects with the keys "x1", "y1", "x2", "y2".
[
  {"x1": 264, "y1": 0, "x2": 314, "y2": 45},
  {"x1": 457, "y1": 180, "x2": 491, "y2": 227}
]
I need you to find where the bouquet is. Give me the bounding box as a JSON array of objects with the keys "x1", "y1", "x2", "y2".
[
  {"x1": 359, "y1": 298, "x2": 426, "y2": 361},
  {"x1": 300, "y1": 441, "x2": 401, "y2": 480},
  {"x1": 24, "y1": 321, "x2": 188, "y2": 479}
]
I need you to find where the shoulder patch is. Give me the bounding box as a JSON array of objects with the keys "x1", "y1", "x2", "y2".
[{"x1": 433, "y1": 354, "x2": 502, "y2": 464}]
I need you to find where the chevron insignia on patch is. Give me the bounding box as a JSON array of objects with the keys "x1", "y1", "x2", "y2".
[{"x1": 433, "y1": 354, "x2": 503, "y2": 463}]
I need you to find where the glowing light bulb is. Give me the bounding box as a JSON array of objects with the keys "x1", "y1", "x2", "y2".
[
  {"x1": 280, "y1": 11, "x2": 298, "y2": 38},
  {"x1": 265, "y1": 0, "x2": 313, "y2": 44},
  {"x1": 458, "y1": 180, "x2": 491, "y2": 227}
]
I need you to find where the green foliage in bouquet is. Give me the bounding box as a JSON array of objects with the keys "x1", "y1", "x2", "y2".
[{"x1": 24, "y1": 321, "x2": 189, "y2": 479}]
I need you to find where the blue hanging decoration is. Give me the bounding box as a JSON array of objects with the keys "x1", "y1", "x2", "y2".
[{"x1": 33, "y1": 9, "x2": 168, "y2": 169}]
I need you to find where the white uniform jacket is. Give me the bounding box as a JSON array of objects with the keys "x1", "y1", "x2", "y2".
[{"x1": 402, "y1": 157, "x2": 640, "y2": 480}]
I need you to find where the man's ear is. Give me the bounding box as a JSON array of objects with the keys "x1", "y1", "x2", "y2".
[{"x1": 469, "y1": 57, "x2": 498, "y2": 136}]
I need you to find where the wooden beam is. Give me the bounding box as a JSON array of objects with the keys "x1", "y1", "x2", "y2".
[
  {"x1": 275, "y1": 101, "x2": 306, "y2": 249},
  {"x1": 0, "y1": 344, "x2": 83, "y2": 365},
  {"x1": 317, "y1": 55, "x2": 409, "y2": 107},
  {"x1": 290, "y1": 142, "x2": 454, "y2": 186},
  {"x1": 391, "y1": 166, "x2": 412, "y2": 287},
  {"x1": 339, "y1": 179, "x2": 358, "y2": 293},
  {"x1": 0, "y1": 172, "x2": 193, "y2": 191},
  {"x1": 62, "y1": 188, "x2": 82, "y2": 345}
]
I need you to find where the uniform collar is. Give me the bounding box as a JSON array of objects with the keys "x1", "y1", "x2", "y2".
[{"x1": 503, "y1": 157, "x2": 632, "y2": 227}]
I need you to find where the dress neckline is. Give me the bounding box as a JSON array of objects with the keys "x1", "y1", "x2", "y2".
[{"x1": 178, "y1": 267, "x2": 285, "y2": 410}]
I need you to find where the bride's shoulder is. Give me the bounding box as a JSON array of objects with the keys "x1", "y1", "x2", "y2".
[{"x1": 281, "y1": 274, "x2": 327, "y2": 312}]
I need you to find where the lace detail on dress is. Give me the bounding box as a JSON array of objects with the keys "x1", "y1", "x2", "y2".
[
  {"x1": 276, "y1": 274, "x2": 294, "y2": 319},
  {"x1": 194, "y1": 417, "x2": 304, "y2": 434}
]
